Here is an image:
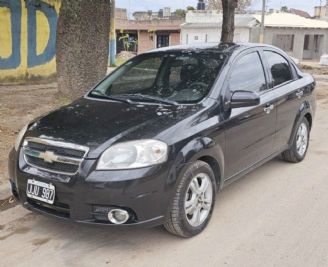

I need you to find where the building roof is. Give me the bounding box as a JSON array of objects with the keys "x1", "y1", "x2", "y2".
[
  {"x1": 253, "y1": 12, "x2": 328, "y2": 28},
  {"x1": 289, "y1": 8, "x2": 311, "y2": 19}
]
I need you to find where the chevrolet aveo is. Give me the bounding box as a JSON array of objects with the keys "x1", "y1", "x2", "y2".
[{"x1": 9, "y1": 43, "x2": 316, "y2": 237}]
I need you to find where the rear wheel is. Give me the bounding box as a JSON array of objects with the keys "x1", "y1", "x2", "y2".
[
  {"x1": 282, "y1": 117, "x2": 310, "y2": 163},
  {"x1": 164, "y1": 160, "x2": 216, "y2": 238}
]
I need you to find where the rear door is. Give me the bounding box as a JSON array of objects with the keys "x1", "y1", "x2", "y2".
[
  {"x1": 223, "y1": 50, "x2": 277, "y2": 179},
  {"x1": 262, "y1": 50, "x2": 305, "y2": 151}
]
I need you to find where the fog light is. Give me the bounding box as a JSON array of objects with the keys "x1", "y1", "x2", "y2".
[{"x1": 108, "y1": 209, "x2": 129, "y2": 224}]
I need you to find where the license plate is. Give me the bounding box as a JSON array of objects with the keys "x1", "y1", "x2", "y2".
[{"x1": 26, "y1": 179, "x2": 55, "y2": 204}]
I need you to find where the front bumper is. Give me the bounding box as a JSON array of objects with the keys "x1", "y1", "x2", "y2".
[{"x1": 8, "y1": 148, "x2": 176, "y2": 228}]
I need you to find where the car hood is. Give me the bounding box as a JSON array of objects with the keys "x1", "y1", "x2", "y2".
[{"x1": 25, "y1": 97, "x2": 205, "y2": 158}]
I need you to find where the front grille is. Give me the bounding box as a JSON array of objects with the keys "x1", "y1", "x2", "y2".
[
  {"x1": 25, "y1": 155, "x2": 79, "y2": 173},
  {"x1": 28, "y1": 141, "x2": 85, "y2": 158},
  {"x1": 23, "y1": 138, "x2": 89, "y2": 175}
]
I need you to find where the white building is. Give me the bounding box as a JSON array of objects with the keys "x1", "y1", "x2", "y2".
[
  {"x1": 181, "y1": 11, "x2": 328, "y2": 61},
  {"x1": 181, "y1": 11, "x2": 259, "y2": 44}
]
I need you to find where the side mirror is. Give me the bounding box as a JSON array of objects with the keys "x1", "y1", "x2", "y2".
[{"x1": 230, "y1": 90, "x2": 260, "y2": 109}]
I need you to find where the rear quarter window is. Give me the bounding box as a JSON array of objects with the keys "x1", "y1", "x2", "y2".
[{"x1": 264, "y1": 51, "x2": 293, "y2": 87}]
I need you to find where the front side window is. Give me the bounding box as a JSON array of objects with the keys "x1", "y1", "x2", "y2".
[
  {"x1": 264, "y1": 51, "x2": 293, "y2": 87},
  {"x1": 229, "y1": 52, "x2": 267, "y2": 93},
  {"x1": 89, "y1": 51, "x2": 227, "y2": 104}
]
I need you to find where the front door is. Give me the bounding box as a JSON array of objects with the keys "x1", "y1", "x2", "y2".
[
  {"x1": 223, "y1": 51, "x2": 277, "y2": 179},
  {"x1": 157, "y1": 34, "x2": 169, "y2": 48}
]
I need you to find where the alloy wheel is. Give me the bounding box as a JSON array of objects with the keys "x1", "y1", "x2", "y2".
[
  {"x1": 184, "y1": 173, "x2": 213, "y2": 227},
  {"x1": 296, "y1": 122, "x2": 308, "y2": 157}
]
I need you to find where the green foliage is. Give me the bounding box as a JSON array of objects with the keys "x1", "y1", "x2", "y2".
[
  {"x1": 175, "y1": 8, "x2": 186, "y2": 17},
  {"x1": 119, "y1": 31, "x2": 138, "y2": 52},
  {"x1": 207, "y1": 0, "x2": 252, "y2": 12},
  {"x1": 175, "y1": 6, "x2": 195, "y2": 18},
  {"x1": 280, "y1": 6, "x2": 289, "y2": 12}
]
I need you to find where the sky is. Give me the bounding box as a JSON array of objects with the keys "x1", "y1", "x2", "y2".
[{"x1": 117, "y1": 0, "x2": 322, "y2": 17}]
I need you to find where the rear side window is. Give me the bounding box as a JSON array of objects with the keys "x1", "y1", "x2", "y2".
[
  {"x1": 264, "y1": 51, "x2": 293, "y2": 87},
  {"x1": 229, "y1": 52, "x2": 267, "y2": 93}
]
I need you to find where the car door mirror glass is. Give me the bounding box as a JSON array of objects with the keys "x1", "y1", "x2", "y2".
[{"x1": 230, "y1": 90, "x2": 260, "y2": 109}]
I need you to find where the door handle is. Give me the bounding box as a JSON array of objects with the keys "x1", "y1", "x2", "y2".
[
  {"x1": 263, "y1": 104, "x2": 274, "y2": 114},
  {"x1": 296, "y1": 90, "x2": 304, "y2": 99}
]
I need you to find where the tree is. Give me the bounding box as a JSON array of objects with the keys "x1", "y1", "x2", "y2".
[
  {"x1": 220, "y1": 0, "x2": 238, "y2": 43},
  {"x1": 207, "y1": 0, "x2": 251, "y2": 12},
  {"x1": 175, "y1": 8, "x2": 187, "y2": 18},
  {"x1": 280, "y1": 6, "x2": 289, "y2": 12},
  {"x1": 56, "y1": 0, "x2": 111, "y2": 99},
  {"x1": 175, "y1": 7, "x2": 195, "y2": 18}
]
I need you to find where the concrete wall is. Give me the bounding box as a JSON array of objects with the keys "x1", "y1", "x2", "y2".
[
  {"x1": 0, "y1": 0, "x2": 60, "y2": 83},
  {"x1": 181, "y1": 27, "x2": 251, "y2": 45},
  {"x1": 138, "y1": 31, "x2": 156, "y2": 54},
  {"x1": 0, "y1": 1, "x2": 182, "y2": 83},
  {"x1": 170, "y1": 32, "x2": 180, "y2": 46},
  {"x1": 185, "y1": 10, "x2": 222, "y2": 24},
  {"x1": 181, "y1": 10, "x2": 254, "y2": 45}
]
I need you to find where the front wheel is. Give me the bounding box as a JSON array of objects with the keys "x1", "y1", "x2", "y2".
[
  {"x1": 164, "y1": 161, "x2": 216, "y2": 238},
  {"x1": 282, "y1": 117, "x2": 310, "y2": 163}
]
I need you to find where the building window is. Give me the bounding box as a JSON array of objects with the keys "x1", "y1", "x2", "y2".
[
  {"x1": 194, "y1": 36, "x2": 199, "y2": 41},
  {"x1": 304, "y1": 35, "x2": 310, "y2": 50},
  {"x1": 314, "y1": 35, "x2": 322, "y2": 53}
]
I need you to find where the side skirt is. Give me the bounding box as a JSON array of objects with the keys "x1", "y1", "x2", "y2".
[{"x1": 221, "y1": 147, "x2": 288, "y2": 189}]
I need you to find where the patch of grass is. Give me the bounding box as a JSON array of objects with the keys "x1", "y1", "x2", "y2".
[{"x1": 113, "y1": 58, "x2": 128, "y2": 67}]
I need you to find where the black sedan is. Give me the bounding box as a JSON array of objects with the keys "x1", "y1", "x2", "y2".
[{"x1": 8, "y1": 43, "x2": 316, "y2": 237}]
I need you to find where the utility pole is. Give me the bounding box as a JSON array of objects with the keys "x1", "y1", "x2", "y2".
[
  {"x1": 259, "y1": 0, "x2": 266, "y2": 43},
  {"x1": 109, "y1": 0, "x2": 116, "y2": 66}
]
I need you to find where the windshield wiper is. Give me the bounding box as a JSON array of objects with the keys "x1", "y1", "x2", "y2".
[
  {"x1": 89, "y1": 92, "x2": 130, "y2": 104},
  {"x1": 121, "y1": 94, "x2": 178, "y2": 106}
]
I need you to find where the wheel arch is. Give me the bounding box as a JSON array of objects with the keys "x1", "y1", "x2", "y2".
[
  {"x1": 173, "y1": 136, "x2": 225, "y2": 191},
  {"x1": 197, "y1": 155, "x2": 222, "y2": 190},
  {"x1": 304, "y1": 112, "x2": 312, "y2": 129},
  {"x1": 288, "y1": 100, "x2": 313, "y2": 146}
]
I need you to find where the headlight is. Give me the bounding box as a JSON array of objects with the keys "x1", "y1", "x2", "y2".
[
  {"x1": 97, "y1": 140, "x2": 168, "y2": 170},
  {"x1": 14, "y1": 124, "x2": 28, "y2": 151}
]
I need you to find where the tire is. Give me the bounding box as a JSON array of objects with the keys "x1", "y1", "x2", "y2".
[
  {"x1": 164, "y1": 160, "x2": 216, "y2": 238},
  {"x1": 281, "y1": 117, "x2": 310, "y2": 163}
]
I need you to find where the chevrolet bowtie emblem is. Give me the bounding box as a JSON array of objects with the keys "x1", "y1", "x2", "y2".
[{"x1": 39, "y1": 151, "x2": 58, "y2": 163}]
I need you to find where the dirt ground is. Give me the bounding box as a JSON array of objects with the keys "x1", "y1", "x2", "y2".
[
  {"x1": 0, "y1": 83, "x2": 69, "y2": 199},
  {"x1": 0, "y1": 67, "x2": 328, "y2": 266}
]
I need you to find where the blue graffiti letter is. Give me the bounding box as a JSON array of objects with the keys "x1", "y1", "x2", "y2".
[
  {"x1": 27, "y1": 0, "x2": 57, "y2": 68},
  {"x1": 0, "y1": 0, "x2": 21, "y2": 70}
]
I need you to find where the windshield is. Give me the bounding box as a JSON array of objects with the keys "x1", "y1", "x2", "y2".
[{"x1": 89, "y1": 51, "x2": 227, "y2": 104}]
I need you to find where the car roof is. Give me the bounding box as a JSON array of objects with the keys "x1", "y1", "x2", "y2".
[{"x1": 146, "y1": 42, "x2": 278, "y2": 55}]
